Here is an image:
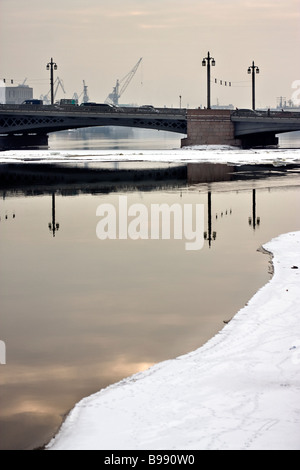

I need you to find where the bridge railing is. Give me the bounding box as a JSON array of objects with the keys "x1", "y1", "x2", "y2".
[{"x1": 231, "y1": 109, "x2": 300, "y2": 119}]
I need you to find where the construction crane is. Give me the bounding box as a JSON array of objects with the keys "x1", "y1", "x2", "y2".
[
  {"x1": 40, "y1": 77, "x2": 66, "y2": 104},
  {"x1": 105, "y1": 58, "x2": 142, "y2": 106}
]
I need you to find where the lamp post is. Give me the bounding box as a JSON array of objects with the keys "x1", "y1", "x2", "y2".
[
  {"x1": 46, "y1": 58, "x2": 57, "y2": 105},
  {"x1": 202, "y1": 52, "x2": 216, "y2": 109},
  {"x1": 248, "y1": 61, "x2": 260, "y2": 110}
]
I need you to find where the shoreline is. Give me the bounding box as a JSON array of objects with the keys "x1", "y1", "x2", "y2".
[{"x1": 46, "y1": 231, "x2": 300, "y2": 450}]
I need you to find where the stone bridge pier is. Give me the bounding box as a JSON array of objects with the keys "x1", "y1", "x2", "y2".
[
  {"x1": 181, "y1": 109, "x2": 241, "y2": 147},
  {"x1": 181, "y1": 108, "x2": 300, "y2": 148}
]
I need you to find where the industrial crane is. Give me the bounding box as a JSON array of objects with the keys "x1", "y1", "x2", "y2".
[
  {"x1": 41, "y1": 77, "x2": 66, "y2": 104},
  {"x1": 72, "y1": 80, "x2": 89, "y2": 104},
  {"x1": 82, "y1": 80, "x2": 89, "y2": 103},
  {"x1": 105, "y1": 58, "x2": 142, "y2": 106}
]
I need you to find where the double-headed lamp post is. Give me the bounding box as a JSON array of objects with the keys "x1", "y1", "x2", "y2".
[
  {"x1": 46, "y1": 58, "x2": 58, "y2": 105},
  {"x1": 248, "y1": 61, "x2": 260, "y2": 110},
  {"x1": 202, "y1": 52, "x2": 216, "y2": 109}
]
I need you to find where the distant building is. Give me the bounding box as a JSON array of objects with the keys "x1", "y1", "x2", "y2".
[
  {"x1": 0, "y1": 80, "x2": 5, "y2": 104},
  {"x1": 0, "y1": 83, "x2": 33, "y2": 104}
]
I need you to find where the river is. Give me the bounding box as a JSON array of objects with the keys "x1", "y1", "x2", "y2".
[{"x1": 0, "y1": 128, "x2": 300, "y2": 450}]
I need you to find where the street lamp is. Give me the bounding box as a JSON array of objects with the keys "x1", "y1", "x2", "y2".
[
  {"x1": 202, "y1": 52, "x2": 216, "y2": 109},
  {"x1": 248, "y1": 61, "x2": 260, "y2": 110},
  {"x1": 46, "y1": 58, "x2": 58, "y2": 105}
]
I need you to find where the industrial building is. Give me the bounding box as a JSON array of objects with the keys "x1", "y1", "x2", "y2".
[{"x1": 0, "y1": 83, "x2": 33, "y2": 104}]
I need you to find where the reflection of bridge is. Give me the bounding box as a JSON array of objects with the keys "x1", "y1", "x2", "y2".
[
  {"x1": 1, "y1": 104, "x2": 300, "y2": 149},
  {"x1": 1, "y1": 161, "x2": 299, "y2": 194}
]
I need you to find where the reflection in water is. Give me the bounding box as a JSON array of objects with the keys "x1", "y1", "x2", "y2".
[
  {"x1": 48, "y1": 128, "x2": 300, "y2": 151},
  {"x1": 204, "y1": 192, "x2": 217, "y2": 248},
  {"x1": 1, "y1": 161, "x2": 299, "y2": 193},
  {"x1": 0, "y1": 161, "x2": 300, "y2": 450},
  {"x1": 249, "y1": 189, "x2": 261, "y2": 230},
  {"x1": 0, "y1": 161, "x2": 188, "y2": 194},
  {"x1": 49, "y1": 127, "x2": 185, "y2": 151},
  {"x1": 49, "y1": 193, "x2": 60, "y2": 237},
  {"x1": 279, "y1": 131, "x2": 300, "y2": 149},
  {"x1": 188, "y1": 163, "x2": 233, "y2": 183}
]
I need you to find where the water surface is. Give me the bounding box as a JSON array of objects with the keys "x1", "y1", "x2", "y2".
[{"x1": 1, "y1": 129, "x2": 300, "y2": 450}]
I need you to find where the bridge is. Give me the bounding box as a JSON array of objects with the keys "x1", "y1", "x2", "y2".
[
  {"x1": 0, "y1": 104, "x2": 187, "y2": 149},
  {"x1": 0, "y1": 104, "x2": 300, "y2": 150},
  {"x1": 231, "y1": 109, "x2": 300, "y2": 147},
  {"x1": 182, "y1": 108, "x2": 300, "y2": 148}
]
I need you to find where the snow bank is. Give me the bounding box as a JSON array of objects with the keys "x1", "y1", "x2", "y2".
[{"x1": 47, "y1": 232, "x2": 300, "y2": 450}]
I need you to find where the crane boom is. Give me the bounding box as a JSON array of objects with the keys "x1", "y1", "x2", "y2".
[
  {"x1": 54, "y1": 77, "x2": 66, "y2": 99},
  {"x1": 40, "y1": 77, "x2": 66, "y2": 104},
  {"x1": 106, "y1": 58, "x2": 142, "y2": 105}
]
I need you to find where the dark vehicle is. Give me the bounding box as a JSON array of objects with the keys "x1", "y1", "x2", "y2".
[
  {"x1": 235, "y1": 108, "x2": 261, "y2": 115},
  {"x1": 140, "y1": 105, "x2": 159, "y2": 113},
  {"x1": 59, "y1": 99, "x2": 78, "y2": 106},
  {"x1": 22, "y1": 99, "x2": 43, "y2": 105},
  {"x1": 80, "y1": 102, "x2": 115, "y2": 109}
]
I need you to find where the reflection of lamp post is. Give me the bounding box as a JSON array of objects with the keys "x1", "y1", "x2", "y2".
[
  {"x1": 247, "y1": 61, "x2": 260, "y2": 110},
  {"x1": 202, "y1": 52, "x2": 216, "y2": 109},
  {"x1": 204, "y1": 191, "x2": 217, "y2": 248},
  {"x1": 0, "y1": 211, "x2": 16, "y2": 222},
  {"x1": 248, "y1": 189, "x2": 260, "y2": 230},
  {"x1": 48, "y1": 193, "x2": 60, "y2": 237},
  {"x1": 46, "y1": 58, "x2": 58, "y2": 105}
]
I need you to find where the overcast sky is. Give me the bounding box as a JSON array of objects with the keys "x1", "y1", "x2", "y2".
[{"x1": 0, "y1": 0, "x2": 299, "y2": 108}]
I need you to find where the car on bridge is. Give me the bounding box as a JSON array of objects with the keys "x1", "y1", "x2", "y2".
[
  {"x1": 59, "y1": 99, "x2": 78, "y2": 106},
  {"x1": 80, "y1": 102, "x2": 116, "y2": 109},
  {"x1": 22, "y1": 99, "x2": 44, "y2": 106},
  {"x1": 139, "y1": 105, "x2": 159, "y2": 113},
  {"x1": 233, "y1": 108, "x2": 262, "y2": 116}
]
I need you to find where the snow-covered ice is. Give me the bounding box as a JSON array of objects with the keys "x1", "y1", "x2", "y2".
[
  {"x1": 47, "y1": 231, "x2": 300, "y2": 451},
  {"x1": 1, "y1": 146, "x2": 300, "y2": 166}
]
